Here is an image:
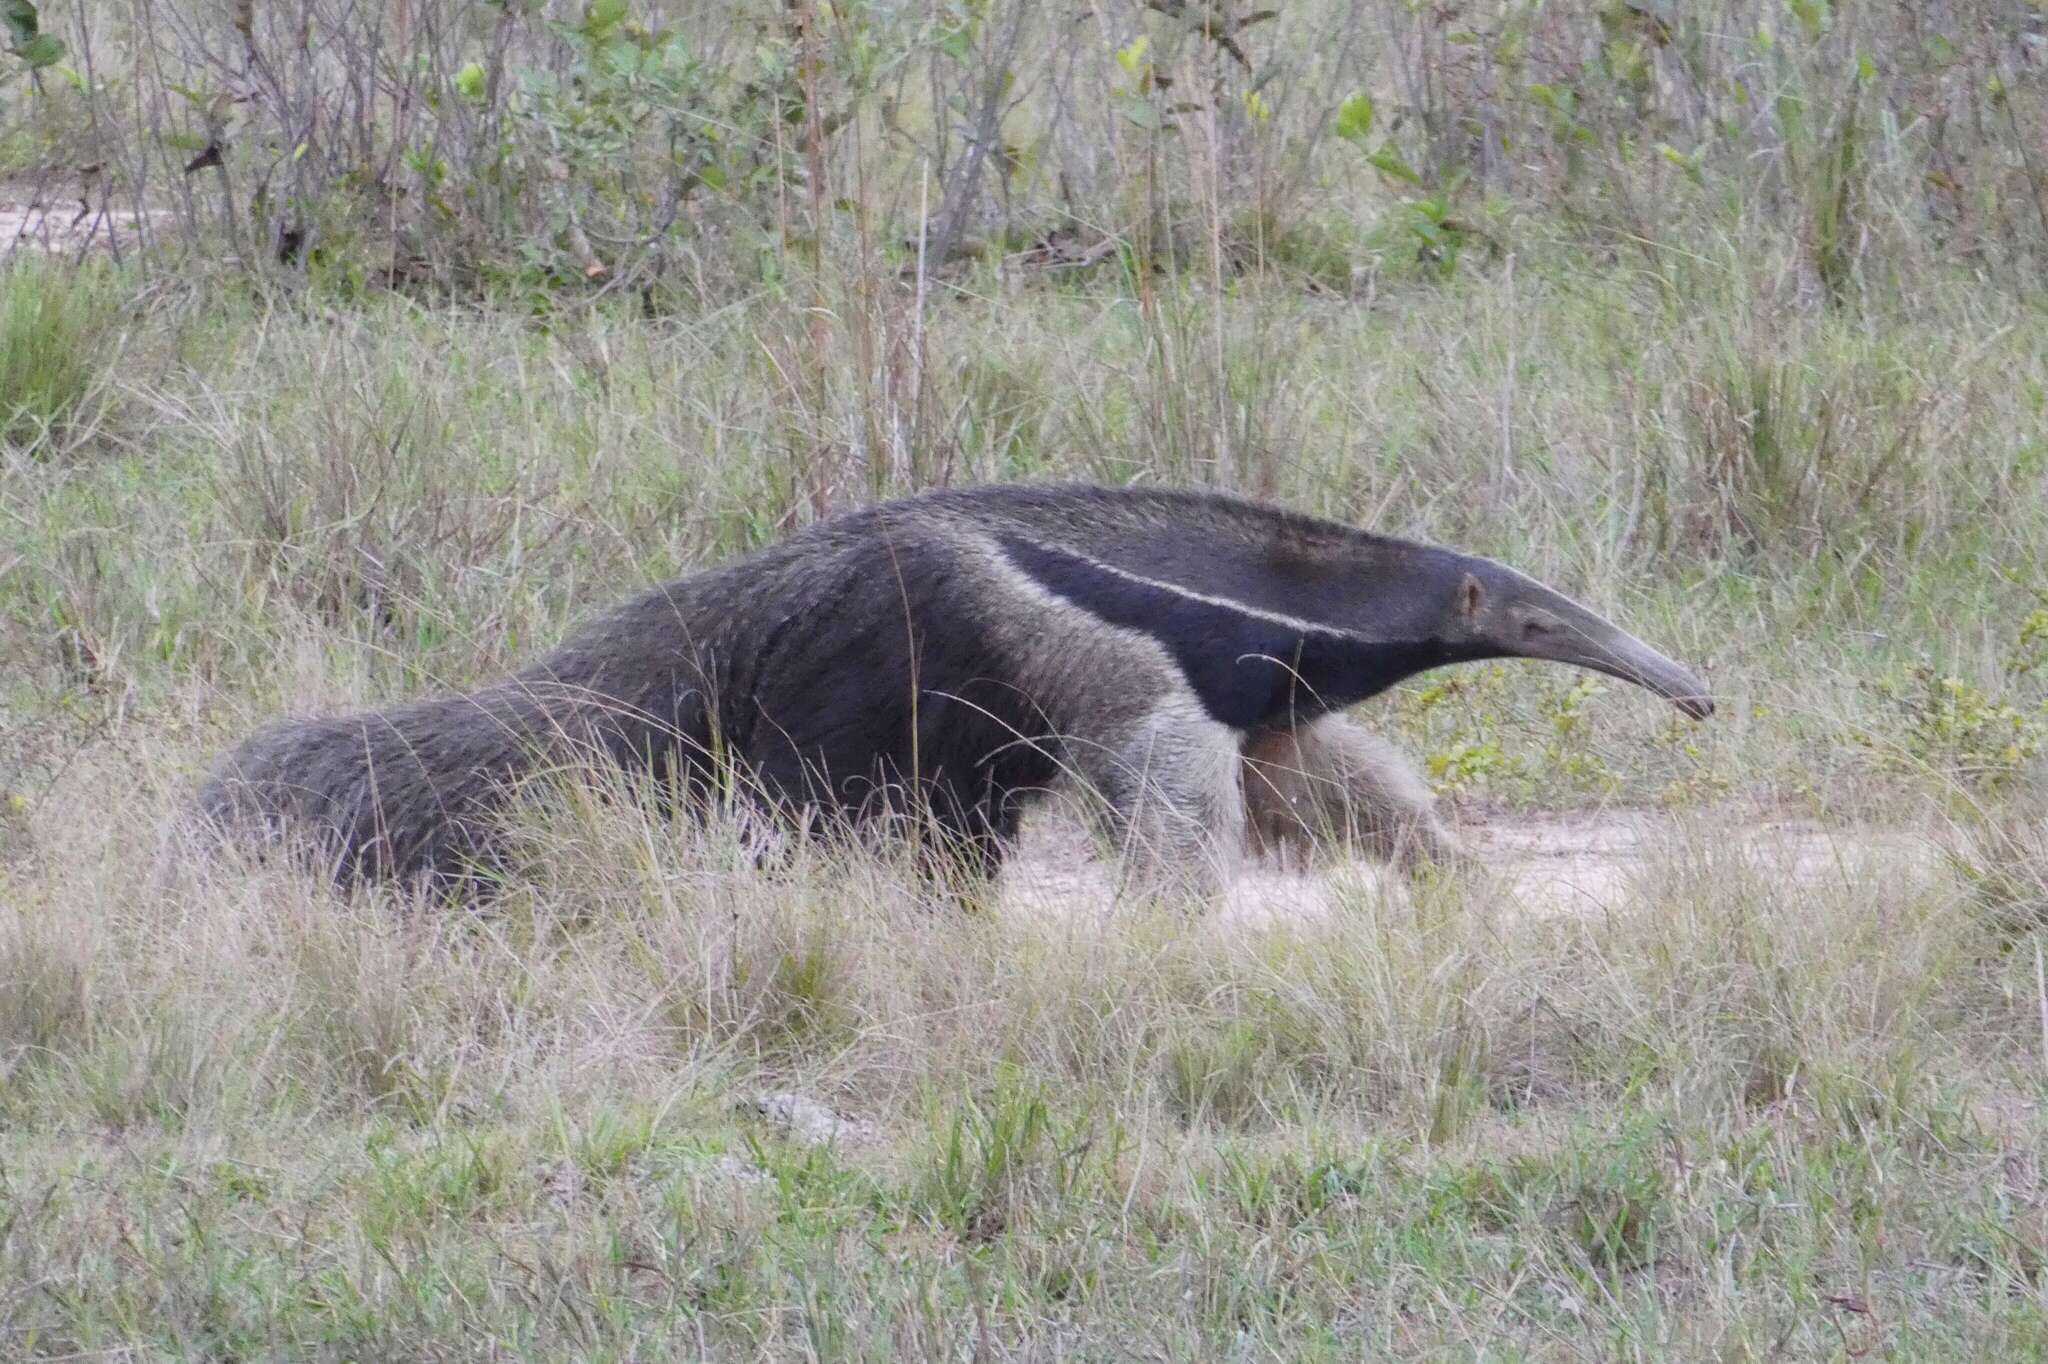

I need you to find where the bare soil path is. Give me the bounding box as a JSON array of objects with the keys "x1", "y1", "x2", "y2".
[
  {"x1": 999, "y1": 809, "x2": 1943, "y2": 930},
  {"x1": 2, "y1": 181, "x2": 170, "y2": 256}
]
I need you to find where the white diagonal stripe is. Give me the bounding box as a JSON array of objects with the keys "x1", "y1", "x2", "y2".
[{"x1": 1005, "y1": 538, "x2": 1364, "y2": 640}]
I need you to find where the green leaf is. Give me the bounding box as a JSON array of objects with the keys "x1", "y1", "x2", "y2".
[
  {"x1": 1366, "y1": 147, "x2": 1423, "y2": 185},
  {"x1": 1657, "y1": 141, "x2": 1704, "y2": 185},
  {"x1": 455, "y1": 60, "x2": 486, "y2": 100},
  {"x1": 1787, "y1": 0, "x2": 1827, "y2": 42},
  {"x1": 601, "y1": 37, "x2": 640, "y2": 76},
  {"x1": 1115, "y1": 35, "x2": 1148, "y2": 77},
  {"x1": 14, "y1": 29, "x2": 59, "y2": 66},
  {"x1": 584, "y1": 0, "x2": 626, "y2": 36},
  {"x1": 1116, "y1": 92, "x2": 1161, "y2": 130},
  {"x1": 1334, "y1": 92, "x2": 1374, "y2": 144},
  {"x1": 1857, "y1": 52, "x2": 1875, "y2": 83},
  {"x1": 3, "y1": 0, "x2": 38, "y2": 49},
  {"x1": 4, "y1": 0, "x2": 62, "y2": 68}
]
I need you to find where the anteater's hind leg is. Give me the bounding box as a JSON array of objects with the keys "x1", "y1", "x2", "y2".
[
  {"x1": 907, "y1": 786, "x2": 1023, "y2": 900},
  {"x1": 1241, "y1": 715, "x2": 1465, "y2": 873},
  {"x1": 1068, "y1": 695, "x2": 1248, "y2": 900}
]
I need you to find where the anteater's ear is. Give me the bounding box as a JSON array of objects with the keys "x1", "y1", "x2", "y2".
[{"x1": 1457, "y1": 572, "x2": 1485, "y2": 622}]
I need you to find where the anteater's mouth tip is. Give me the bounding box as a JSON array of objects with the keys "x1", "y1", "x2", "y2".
[{"x1": 1588, "y1": 653, "x2": 1715, "y2": 721}]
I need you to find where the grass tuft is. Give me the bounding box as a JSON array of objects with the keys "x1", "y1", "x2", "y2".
[{"x1": 0, "y1": 257, "x2": 118, "y2": 462}]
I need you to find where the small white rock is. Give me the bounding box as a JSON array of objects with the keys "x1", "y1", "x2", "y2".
[{"x1": 746, "y1": 1092, "x2": 870, "y2": 1146}]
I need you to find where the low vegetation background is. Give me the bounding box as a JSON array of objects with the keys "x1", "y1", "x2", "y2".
[{"x1": 4, "y1": 0, "x2": 2048, "y2": 1357}]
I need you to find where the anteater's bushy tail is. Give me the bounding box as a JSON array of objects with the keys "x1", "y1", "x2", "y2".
[
  {"x1": 192, "y1": 686, "x2": 545, "y2": 888},
  {"x1": 193, "y1": 669, "x2": 719, "y2": 891},
  {"x1": 193, "y1": 563, "x2": 743, "y2": 894}
]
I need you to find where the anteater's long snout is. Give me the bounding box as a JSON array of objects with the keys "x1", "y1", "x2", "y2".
[
  {"x1": 1578, "y1": 625, "x2": 1716, "y2": 720},
  {"x1": 1510, "y1": 575, "x2": 1716, "y2": 720}
]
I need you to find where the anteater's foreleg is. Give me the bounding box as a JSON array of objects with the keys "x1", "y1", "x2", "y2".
[
  {"x1": 1065, "y1": 695, "x2": 1248, "y2": 899},
  {"x1": 1240, "y1": 715, "x2": 1464, "y2": 872}
]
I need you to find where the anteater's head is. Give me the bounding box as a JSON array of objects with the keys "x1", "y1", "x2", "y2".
[{"x1": 1443, "y1": 558, "x2": 1715, "y2": 720}]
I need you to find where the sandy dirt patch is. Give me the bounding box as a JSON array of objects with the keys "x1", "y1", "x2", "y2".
[
  {"x1": 998, "y1": 809, "x2": 1943, "y2": 931},
  {"x1": 3, "y1": 185, "x2": 172, "y2": 257}
]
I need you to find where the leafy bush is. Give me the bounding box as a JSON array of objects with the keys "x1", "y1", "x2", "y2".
[
  {"x1": 12, "y1": 0, "x2": 2043, "y2": 300},
  {"x1": 1863, "y1": 611, "x2": 2048, "y2": 792}
]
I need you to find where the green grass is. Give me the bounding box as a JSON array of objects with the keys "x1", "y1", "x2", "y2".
[
  {"x1": 0, "y1": 256, "x2": 117, "y2": 461},
  {"x1": 3, "y1": 786, "x2": 2046, "y2": 1357}
]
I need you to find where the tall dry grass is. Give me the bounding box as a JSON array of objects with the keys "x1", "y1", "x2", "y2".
[{"x1": 2, "y1": 714, "x2": 2042, "y2": 1354}]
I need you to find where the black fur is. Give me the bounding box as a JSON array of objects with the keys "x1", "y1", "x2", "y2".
[
  {"x1": 994, "y1": 534, "x2": 1470, "y2": 728},
  {"x1": 192, "y1": 483, "x2": 1520, "y2": 889}
]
